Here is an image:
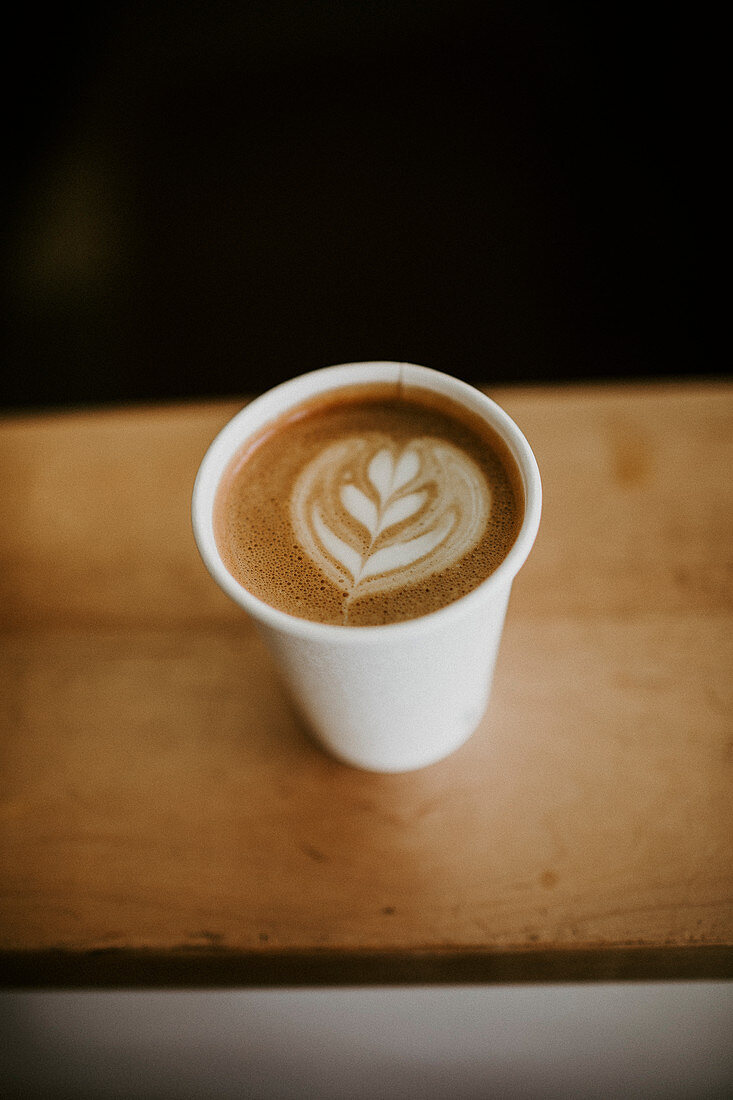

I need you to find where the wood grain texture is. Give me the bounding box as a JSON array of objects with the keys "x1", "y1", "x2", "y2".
[{"x1": 1, "y1": 381, "x2": 731, "y2": 985}]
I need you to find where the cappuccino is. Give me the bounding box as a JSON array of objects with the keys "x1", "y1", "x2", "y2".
[{"x1": 214, "y1": 383, "x2": 523, "y2": 625}]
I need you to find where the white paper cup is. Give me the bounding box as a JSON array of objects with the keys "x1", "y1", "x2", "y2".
[{"x1": 192, "y1": 362, "x2": 541, "y2": 772}]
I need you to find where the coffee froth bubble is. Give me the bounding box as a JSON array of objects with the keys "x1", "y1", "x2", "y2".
[{"x1": 214, "y1": 384, "x2": 523, "y2": 626}]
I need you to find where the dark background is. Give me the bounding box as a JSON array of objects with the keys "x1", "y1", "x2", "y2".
[{"x1": 3, "y1": 2, "x2": 700, "y2": 410}]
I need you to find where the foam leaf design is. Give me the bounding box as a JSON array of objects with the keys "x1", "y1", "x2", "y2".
[
  {"x1": 340, "y1": 484, "x2": 378, "y2": 536},
  {"x1": 381, "y1": 490, "x2": 426, "y2": 530},
  {"x1": 368, "y1": 446, "x2": 420, "y2": 505},
  {"x1": 367, "y1": 449, "x2": 394, "y2": 504},
  {"x1": 290, "y1": 433, "x2": 492, "y2": 607},
  {"x1": 359, "y1": 512, "x2": 454, "y2": 580},
  {"x1": 312, "y1": 504, "x2": 363, "y2": 581}
]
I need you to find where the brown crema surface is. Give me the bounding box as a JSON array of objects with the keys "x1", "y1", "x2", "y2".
[{"x1": 214, "y1": 384, "x2": 523, "y2": 625}]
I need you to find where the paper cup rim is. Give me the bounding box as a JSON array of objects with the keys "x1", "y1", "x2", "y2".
[{"x1": 192, "y1": 362, "x2": 541, "y2": 642}]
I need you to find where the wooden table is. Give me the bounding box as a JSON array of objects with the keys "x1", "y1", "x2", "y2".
[{"x1": 1, "y1": 381, "x2": 731, "y2": 986}]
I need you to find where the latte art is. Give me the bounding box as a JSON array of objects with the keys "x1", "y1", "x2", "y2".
[{"x1": 291, "y1": 434, "x2": 492, "y2": 603}]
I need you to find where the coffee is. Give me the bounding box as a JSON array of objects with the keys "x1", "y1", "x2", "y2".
[{"x1": 214, "y1": 382, "x2": 523, "y2": 625}]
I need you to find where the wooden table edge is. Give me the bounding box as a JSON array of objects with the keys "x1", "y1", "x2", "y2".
[{"x1": 2, "y1": 945, "x2": 731, "y2": 989}]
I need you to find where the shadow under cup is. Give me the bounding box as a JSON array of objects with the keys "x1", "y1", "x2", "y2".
[{"x1": 192, "y1": 361, "x2": 542, "y2": 772}]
